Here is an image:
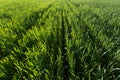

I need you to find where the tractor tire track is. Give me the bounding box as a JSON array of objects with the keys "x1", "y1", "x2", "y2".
[{"x1": 61, "y1": 8, "x2": 70, "y2": 80}]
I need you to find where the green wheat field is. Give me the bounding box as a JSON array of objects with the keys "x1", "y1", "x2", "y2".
[{"x1": 0, "y1": 0, "x2": 120, "y2": 80}]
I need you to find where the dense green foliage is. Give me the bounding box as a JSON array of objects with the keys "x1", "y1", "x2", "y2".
[{"x1": 0, "y1": 0, "x2": 120, "y2": 80}]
